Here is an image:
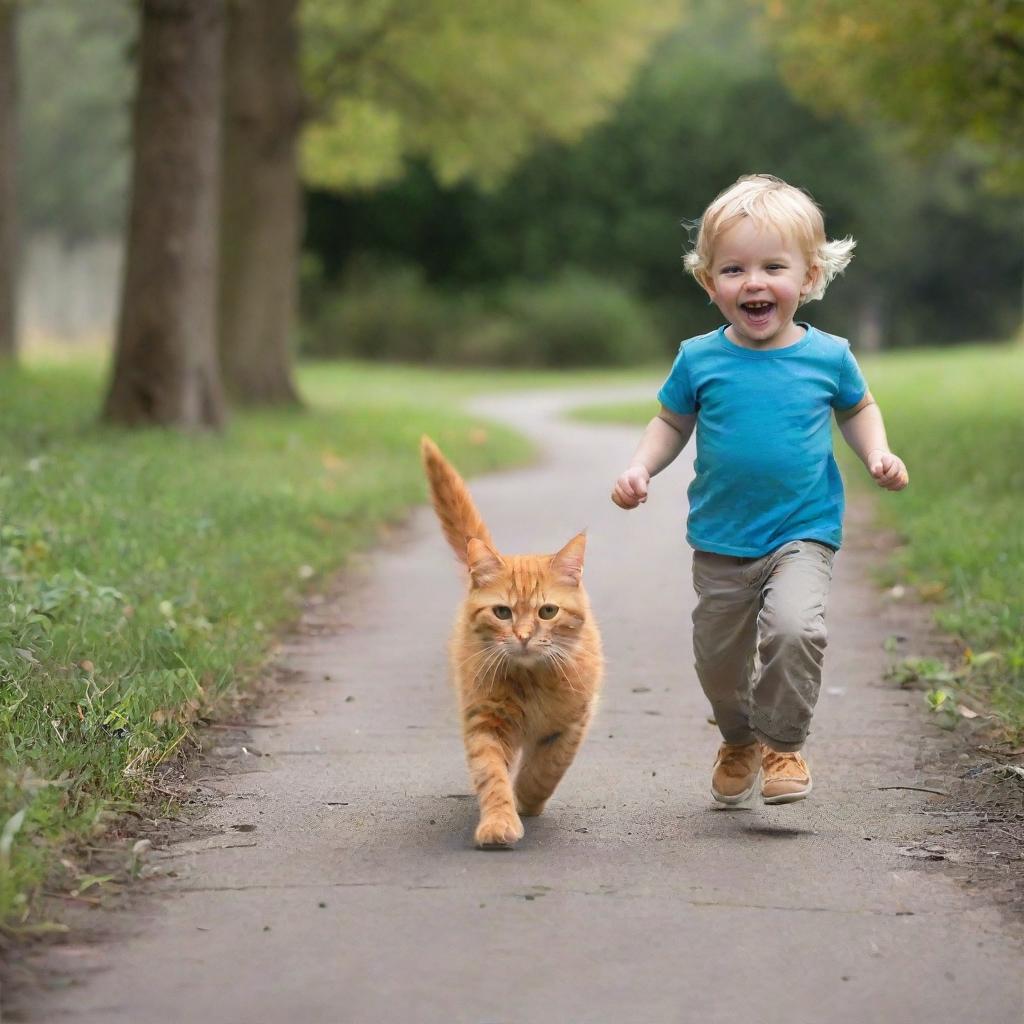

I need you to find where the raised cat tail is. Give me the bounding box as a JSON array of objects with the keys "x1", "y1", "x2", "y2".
[{"x1": 420, "y1": 436, "x2": 495, "y2": 565}]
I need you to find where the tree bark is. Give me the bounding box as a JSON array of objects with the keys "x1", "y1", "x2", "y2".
[
  {"x1": 103, "y1": 0, "x2": 226, "y2": 429},
  {"x1": 218, "y1": 0, "x2": 303, "y2": 406},
  {"x1": 856, "y1": 287, "x2": 884, "y2": 353},
  {"x1": 0, "y1": 1, "x2": 17, "y2": 361}
]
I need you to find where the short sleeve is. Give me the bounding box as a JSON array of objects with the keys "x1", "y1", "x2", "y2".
[
  {"x1": 832, "y1": 346, "x2": 868, "y2": 411},
  {"x1": 657, "y1": 343, "x2": 697, "y2": 415}
]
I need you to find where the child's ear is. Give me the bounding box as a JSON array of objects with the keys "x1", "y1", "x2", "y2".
[
  {"x1": 801, "y1": 262, "x2": 821, "y2": 298},
  {"x1": 696, "y1": 270, "x2": 716, "y2": 302}
]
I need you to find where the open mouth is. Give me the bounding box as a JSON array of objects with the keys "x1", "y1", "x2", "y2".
[{"x1": 740, "y1": 301, "x2": 775, "y2": 327}]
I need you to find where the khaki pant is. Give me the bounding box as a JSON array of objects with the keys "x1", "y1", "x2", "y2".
[{"x1": 691, "y1": 540, "x2": 835, "y2": 752}]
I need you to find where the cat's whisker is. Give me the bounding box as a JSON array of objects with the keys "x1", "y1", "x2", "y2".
[
  {"x1": 454, "y1": 644, "x2": 492, "y2": 672},
  {"x1": 547, "y1": 647, "x2": 581, "y2": 694},
  {"x1": 472, "y1": 646, "x2": 498, "y2": 686},
  {"x1": 556, "y1": 646, "x2": 586, "y2": 694},
  {"x1": 485, "y1": 653, "x2": 506, "y2": 693},
  {"x1": 478, "y1": 645, "x2": 507, "y2": 693}
]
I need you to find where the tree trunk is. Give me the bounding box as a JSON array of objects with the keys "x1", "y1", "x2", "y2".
[
  {"x1": 218, "y1": 0, "x2": 303, "y2": 406},
  {"x1": 103, "y1": 0, "x2": 226, "y2": 429},
  {"x1": 0, "y1": 1, "x2": 17, "y2": 361},
  {"x1": 855, "y1": 287, "x2": 885, "y2": 353}
]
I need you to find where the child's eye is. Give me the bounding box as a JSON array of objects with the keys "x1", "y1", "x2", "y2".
[{"x1": 721, "y1": 266, "x2": 742, "y2": 275}]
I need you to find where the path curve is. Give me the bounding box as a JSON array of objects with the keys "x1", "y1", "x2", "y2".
[{"x1": 28, "y1": 386, "x2": 1023, "y2": 1023}]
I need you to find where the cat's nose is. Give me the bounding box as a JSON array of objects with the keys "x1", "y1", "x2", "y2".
[{"x1": 516, "y1": 633, "x2": 531, "y2": 648}]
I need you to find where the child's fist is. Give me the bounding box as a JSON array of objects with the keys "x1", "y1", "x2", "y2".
[
  {"x1": 612, "y1": 466, "x2": 651, "y2": 509},
  {"x1": 867, "y1": 449, "x2": 909, "y2": 491}
]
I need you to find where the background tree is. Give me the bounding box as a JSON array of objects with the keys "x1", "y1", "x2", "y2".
[
  {"x1": 219, "y1": 0, "x2": 304, "y2": 406},
  {"x1": 217, "y1": 0, "x2": 678, "y2": 404},
  {"x1": 0, "y1": 0, "x2": 17, "y2": 361},
  {"x1": 103, "y1": 0, "x2": 226, "y2": 429},
  {"x1": 756, "y1": 0, "x2": 1024, "y2": 193}
]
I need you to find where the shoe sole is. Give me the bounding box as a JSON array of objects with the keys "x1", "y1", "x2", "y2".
[
  {"x1": 762, "y1": 779, "x2": 813, "y2": 805},
  {"x1": 712, "y1": 767, "x2": 762, "y2": 806}
]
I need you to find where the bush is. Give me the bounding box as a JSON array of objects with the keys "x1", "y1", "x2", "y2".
[
  {"x1": 301, "y1": 263, "x2": 665, "y2": 368},
  {"x1": 490, "y1": 271, "x2": 664, "y2": 367},
  {"x1": 301, "y1": 263, "x2": 461, "y2": 362}
]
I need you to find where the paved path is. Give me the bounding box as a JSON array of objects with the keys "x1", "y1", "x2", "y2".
[{"x1": 28, "y1": 388, "x2": 1023, "y2": 1023}]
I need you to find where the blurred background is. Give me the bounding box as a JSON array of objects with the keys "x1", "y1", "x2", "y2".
[
  {"x1": 1, "y1": 0, "x2": 1022, "y2": 933},
  {"x1": 5, "y1": 0, "x2": 1022, "y2": 384}
]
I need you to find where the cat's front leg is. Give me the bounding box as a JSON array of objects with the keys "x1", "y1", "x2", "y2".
[
  {"x1": 463, "y1": 705, "x2": 524, "y2": 849},
  {"x1": 515, "y1": 717, "x2": 589, "y2": 817}
]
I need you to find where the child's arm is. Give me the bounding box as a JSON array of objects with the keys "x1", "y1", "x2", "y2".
[
  {"x1": 835, "y1": 392, "x2": 909, "y2": 491},
  {"x1": 612, "y1": 406, "x2": 696, "y2": 509}
]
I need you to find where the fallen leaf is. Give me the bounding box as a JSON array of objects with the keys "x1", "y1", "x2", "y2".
[
  {"x1": 1, "y1": 809, "x2": 27, "y2": 865},
  {"x1": 320, "y1": 451, "x2": 349, "y2": 473},
  {"x1": 917, "y1": 581, "x2": 948, "y2": 602}
]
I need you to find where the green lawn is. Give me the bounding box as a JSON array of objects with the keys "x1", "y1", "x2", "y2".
[
  {"x1": 571, "y1": 341, "x2": 1024, "y2": 737},
  {"x1": 3, "y1": 358, "x2": 636, "y2": 932},
  {"x1": 861, "y1": 343, "x2": 1024, "y2": 731}
]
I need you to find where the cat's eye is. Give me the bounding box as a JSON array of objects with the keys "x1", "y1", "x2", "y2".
[
  {"x1": 538, "y1": 604, "x2": 559, "y2": 620},
  {"x1": 492, "y1": 605, "x2": 513, "y2": 620}
]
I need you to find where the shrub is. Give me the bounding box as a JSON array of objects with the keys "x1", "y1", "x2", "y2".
[
  {"x1": 301, "y1": 263, "x2": 460, "y2": 362},
  {"x1": 490, "y1": 271, "x2": 664, "y2": 367},
  {"x1": 301, "y1": 263, "x2": 665, "y2": 368}
]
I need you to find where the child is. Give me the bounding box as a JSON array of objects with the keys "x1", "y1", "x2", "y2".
[{"x1": 611, "y1": 173, "x2": 908, "y2": 806}]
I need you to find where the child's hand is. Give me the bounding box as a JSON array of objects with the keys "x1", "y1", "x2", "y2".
[
  {"x1": 867, "y1": 449, "x2": 909, "y2": 491},
  {"x1": 612, "y1": 466, "x2": 651, "y2": 509}
]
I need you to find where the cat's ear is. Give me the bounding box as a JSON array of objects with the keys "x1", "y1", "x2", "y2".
[
  {"x1": 550, "y1": 532, "x2": 586, "y2": 587},
  {"x1": 466, "y1": 537, "x2": 505, "y2": 588}
]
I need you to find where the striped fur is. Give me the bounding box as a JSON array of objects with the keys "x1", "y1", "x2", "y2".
[{"x1": 421, "y1": 436, "x2": 603, "y2": 849}]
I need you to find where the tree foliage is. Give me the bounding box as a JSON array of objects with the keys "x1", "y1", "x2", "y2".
[
  {"x1": 304, "y1": 2, "x2": 1024, "y2": 349},
  {"x1": 757, "y1": 0, "x2": 1024, "y2": 192},
  {"x1": 299, "y1": 0, "x2": 680, "y2": 190}
]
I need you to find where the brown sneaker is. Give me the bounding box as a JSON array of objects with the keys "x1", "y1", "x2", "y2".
[
  {"x1": 760, "y1": 745, "x2": 812, "y2": 804},
  {"x1": 711, "y1": 741, "x2": 762, "y2": 805}
]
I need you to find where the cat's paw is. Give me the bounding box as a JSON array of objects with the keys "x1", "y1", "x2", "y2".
[
  {"x1": 475, "y1": 811, "x2": 525, "y2": 849},
  {"x1": 515, "y1": 795, "x2": 548, "y2": 817}
]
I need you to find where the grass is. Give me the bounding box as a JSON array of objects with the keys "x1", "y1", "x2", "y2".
[
  {"x1": 858, "y1": 342, "x2": 1024, "y2": 734},
  {"x1": 3, "y1": 357, "x2": 636, "y2": 932},
  {"x1": 297, "y1": 358, "x2": 660, "y2": 405},
  {"x1": 570, "y1": 341, "x2": 1024, "y2": 738},
  {"x1": 571, "y1": 399, "x2": 660, "y2": 425}
]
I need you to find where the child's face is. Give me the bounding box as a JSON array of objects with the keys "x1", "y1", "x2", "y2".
[{"x1": 702, "y1": 218, "x2": 817, "y2": 349}]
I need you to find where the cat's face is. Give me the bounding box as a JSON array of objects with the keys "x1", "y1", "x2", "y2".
[{"x1": 463, "y1": 533, "x2": 588, "y2": 672}]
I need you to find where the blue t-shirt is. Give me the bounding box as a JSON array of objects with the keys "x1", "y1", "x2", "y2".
[{"x1": 657, "y1": 323, "x2": 868, "y2": 557}]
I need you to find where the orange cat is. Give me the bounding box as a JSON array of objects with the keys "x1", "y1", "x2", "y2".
[{"x1": 421, "y1": 437, "x2": 604, "y2": 848}]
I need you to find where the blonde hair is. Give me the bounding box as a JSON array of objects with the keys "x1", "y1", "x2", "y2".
[{"x1": 683, "y1": 174, "x2": 855, "y2": 304}]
